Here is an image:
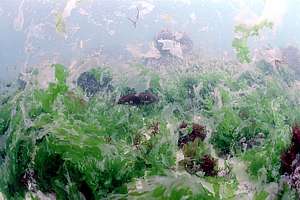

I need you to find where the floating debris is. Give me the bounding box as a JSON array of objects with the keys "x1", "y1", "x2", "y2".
[
  {"x1": 13, "y1": 0, "x2": 25, "y2": 31},
  {"x1": 127, "y1": 7, "x2": 140, "y2": 28}
]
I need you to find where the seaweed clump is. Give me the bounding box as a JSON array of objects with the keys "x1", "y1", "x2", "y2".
[
  {"x1": 198, "y1": 155, "x2": 218, "y2": 176},
  {"x1": 77, "y1": 68, "x2": 113, "y2": 97},
  {"x1": 177, "y1": 123, "x2": 216, "y2": 176},
  {"x1": 178, "y1": 123, "x2": 206, "y2": 148},
  {"x1": 280, "y1": 125, "x2": 300, "y2": 195},
  {"x1": 181, "y1": 153, "x2": 218, "y2": 177},
  {"x1": 281, "y1": 125, "x2": 300, "y2": 175}
]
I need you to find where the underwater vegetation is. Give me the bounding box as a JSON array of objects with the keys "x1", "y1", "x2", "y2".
[
  {"x1": 1, "y1": 53, "x2": 300, "y2": 200},
  {"x1": 77, "y1": 68, "x2": 114, "y2": 97},
  {"x1": 232, "y1": 20, "x2": 273, "y2": 63}
]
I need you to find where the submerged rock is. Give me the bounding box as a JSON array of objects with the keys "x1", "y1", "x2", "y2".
[
  {"x1": 126, "y1": 29, "x2": 193, "y2": 68},
  {"x1": 155, "y1": 29, "x2": 193, "y2": 58},
  {"x1": 157, "y1": 39, "x2": 183, "y2": 59},
  {"x1": 282, "y1": 46, "x2": 300, "y2": 76},
  {"x1": 117, "y1": 92, "x2": 158, "y2": 106}
]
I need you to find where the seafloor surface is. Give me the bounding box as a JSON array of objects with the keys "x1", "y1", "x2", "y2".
[{"x1": 1, "y1": 50, "x2": 300, "y2": 199}]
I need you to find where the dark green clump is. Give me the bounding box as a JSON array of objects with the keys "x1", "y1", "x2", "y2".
[
  {"x1": 77, "y1": 68, "x2": 113, "y2": 97},
  {"x1": 0, "y1": 103, "x2": 12, "y2": 135},
  {"x1": 210, "y1": 107, "x2": 241, "y2": 155}
]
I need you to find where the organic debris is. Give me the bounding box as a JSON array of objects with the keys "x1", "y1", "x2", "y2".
[{"x1": 127, "y1": 7, "x2": 140, "y2": 28}]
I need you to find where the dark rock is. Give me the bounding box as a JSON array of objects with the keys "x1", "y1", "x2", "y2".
[
  {"x1": 137, "y1": 92, "x2": 159, "y2": 104},
  {"x1": 155, "y1": 29, "x2": 175, "y2": 56},
  {"x1": 178, "y1": 33, "x2": 193, "y2": 54},
  {"x1": 117, "y1": 92, "x2": 158, "y2": 106},
  {"x1": 155, "y1": 29, "x2": 193, "y2": 56},
  {"x1": 118, "y1": 93, "x2": 141, "y2": 105}
]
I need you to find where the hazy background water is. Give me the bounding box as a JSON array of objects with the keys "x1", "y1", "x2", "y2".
[{"x1": 1, "y1": 0, "x2": 300, "y2": 83}]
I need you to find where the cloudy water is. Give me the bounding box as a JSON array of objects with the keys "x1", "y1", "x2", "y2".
[{"x1": 1, "y1": 0, "x2": 300, "y2": 199}]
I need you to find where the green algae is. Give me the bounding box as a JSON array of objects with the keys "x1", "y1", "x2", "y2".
[
  {"x1": 232, "y1": 20, "x2": 273, "y2": 63},
  {"x1": 55, "y1": 14, "x2": 66, "y2": 34},
  {"x1": 1, "y1": 59, "x2": 300, "y2": 199}
]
